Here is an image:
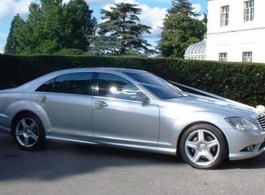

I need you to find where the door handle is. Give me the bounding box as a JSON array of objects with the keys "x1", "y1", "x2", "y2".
[{"x1": 94, "y1": 101, "x2": 108, "y2": 110}]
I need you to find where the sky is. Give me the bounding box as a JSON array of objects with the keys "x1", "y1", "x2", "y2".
[{"x1": 0, "y1": 0, "x2": 207, "y2": 54}]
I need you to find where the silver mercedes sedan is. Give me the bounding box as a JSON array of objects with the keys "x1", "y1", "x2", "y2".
[{"x1": 0, "y1": 68, "x2": 265, "y2": 169}]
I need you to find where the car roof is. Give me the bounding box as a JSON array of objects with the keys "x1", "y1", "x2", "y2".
[
  {"x1": 51, "y1": 67, "x2": 147, "y2": 74},
  {"x1": 13, "y1": 67, "x2": 148, "y2": 92}
]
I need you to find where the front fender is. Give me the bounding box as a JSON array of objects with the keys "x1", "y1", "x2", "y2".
[{"x1": 158, "y1": 110, "x2": 231, "y2": 150}]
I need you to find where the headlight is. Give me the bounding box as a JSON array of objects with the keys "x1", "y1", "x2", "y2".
[{"x1": 225, "y1": 117, "x2": 259, "y2": 131}]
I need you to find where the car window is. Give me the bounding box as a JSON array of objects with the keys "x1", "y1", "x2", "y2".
[
  {"x1": 97, "y1": 73, "x2": 141, "y2": 101},
  {"x1": 36, "y1": 72, "x2": 93, "y2": 95},
  {"x1": 125, "y1": 72, "x2": 183, "y2": 99},
  {"x1": 36, "y1": 78, "x2": 55, "y2": 92}
]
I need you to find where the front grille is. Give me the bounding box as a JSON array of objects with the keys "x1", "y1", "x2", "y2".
[{"x1": 257, "y1": 114, "x2": 265, "y2": 130}]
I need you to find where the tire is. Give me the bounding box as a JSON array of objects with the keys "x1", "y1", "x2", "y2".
[
  {"x1": 179, "y1": 124, "x2": 227, "y2": 169},
  {"x1": 12, "y1": 113, "x2": 46, "y2": 151}
]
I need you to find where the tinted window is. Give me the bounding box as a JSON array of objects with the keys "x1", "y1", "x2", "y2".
[
  {"x1": 125, "y1": 72, "x2": 183, "y2": 99},
  {"x1": 97, "y1": 73, "x2": 140, "y2": 100},
  {"x1": 36, "y1": 72, "x2": 93, "y2": 95},
  {"x1": 36, "y1": 78, "x2": 54, "y2": 92}
]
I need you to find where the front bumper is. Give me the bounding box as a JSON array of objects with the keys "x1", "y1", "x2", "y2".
[{"x1": 224, "y1": 128, "x2": 265, "y2": 160}]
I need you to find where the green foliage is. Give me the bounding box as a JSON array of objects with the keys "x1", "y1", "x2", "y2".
[
  {"x1": 5, "y1": 0, "x2": 96, "y2": 54},
  {"x1": 159, "y1": 15, "x2": 206, "y2": 57},
  {"x1": 1, "y1": 55, "x2": 265, "y2": 106},
  {"x1": 89, "y1": 3, "x2": 156, "y2": 56},
  {"x1": 159, "y1": 0, "x2": 206, "y2": 58},
  {"x1": 61, "y1": 0, "x2": 96, "y2": 51},
  {"x1": 53, "y1": 48, "x2": 86, "y2": 55},
  {"x1": 16, "y1": 0, "x2": 65, "y2": 54},
  {"x1": 202, "y1": 12, "x2": 208, "y2": 26},
  {"x1": 4, "y1": 14, "x2": 25, "y2": 54},
  {"x1": 169, "y1": 0, "x2": 199, "y2": 17}
]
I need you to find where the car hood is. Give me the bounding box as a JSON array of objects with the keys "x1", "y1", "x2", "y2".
[{"x1": 163, "y1": 94, "x2": 256, "y2": 119}]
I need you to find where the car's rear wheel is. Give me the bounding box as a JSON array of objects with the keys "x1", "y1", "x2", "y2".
[
  {"x1": 180, "y1": 124, "x2": 227, "y2": 169},
  {"x1": 12, "y1": 113, "x2": 45, "y2": 150}
]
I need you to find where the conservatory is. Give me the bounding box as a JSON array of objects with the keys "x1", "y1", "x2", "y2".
[{"x1": 184, "y1": 39, "x2": 206, "y2": 60}]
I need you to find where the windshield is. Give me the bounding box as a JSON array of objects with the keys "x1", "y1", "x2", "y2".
[{"x1": 125, "y1": 72, "x2": 183, "y2": 99}]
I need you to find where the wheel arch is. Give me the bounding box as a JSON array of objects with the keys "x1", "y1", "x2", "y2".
[
  {"x1": 11, "y1": 110, "x2": 47, "y2": 137},
  {"x1": 11, "y1": 110, "x2": 47, "y2": 150},
  {"x1": 176, "y1": 121, "x2": 229, "y2": 157}
]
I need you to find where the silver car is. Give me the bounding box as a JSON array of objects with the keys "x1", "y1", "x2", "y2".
[{"x1": 0, "y1": 68, "x2": 265, "y2": 169}]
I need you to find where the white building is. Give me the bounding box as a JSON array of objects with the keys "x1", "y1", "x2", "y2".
[
  {"x1": 206, "y1": 0, "x2": 265, "y2": 63},
  {"x1": 185, "y1": 0, "x2": 265, "y2": 63}
]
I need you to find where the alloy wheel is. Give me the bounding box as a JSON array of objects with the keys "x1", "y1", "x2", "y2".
[
  {"x1": 184, "y1": 129, "x2": 220, "y2": 167},
  {"x1": 15, "y1": 117, "x2": 40, "y2": 148}
]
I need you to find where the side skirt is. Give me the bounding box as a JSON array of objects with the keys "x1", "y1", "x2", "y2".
[{"x1": 46, "y1": 135, "x2": 177, "y2": 155}]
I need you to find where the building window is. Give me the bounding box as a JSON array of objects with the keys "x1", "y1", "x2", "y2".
[
  {"x1": 220, "y1": 6, "x2": 229, "y2": 26},
  {"x1": 242, "y1": 52, "x2": 252, "y2": 62},
  {"x1": 244, "y1": 0, "x2": 254, "y2": 22},
  {"x1": 219, "y1": 53, "x2": 227, "y2": 61}
]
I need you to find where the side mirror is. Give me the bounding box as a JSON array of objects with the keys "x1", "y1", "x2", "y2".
[{"x1": 134, "y1": 92, "x2": 149, "y2": 103}]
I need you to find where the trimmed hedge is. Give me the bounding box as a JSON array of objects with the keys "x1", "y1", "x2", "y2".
[{"x1": 0, "y1": 54, "x2": 265, "y2": 106}]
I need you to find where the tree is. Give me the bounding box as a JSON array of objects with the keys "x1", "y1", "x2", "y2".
[
  {"x1": 158, "y1": 0, "x2": 206, "y2": 58},
  {"x1": 169, "y1": 0, "x2": 199, "y2": 17},
  {"x1": 53, "y1": 48, "x2": 85, "y2": 55},
  {"x1": 202, "y1": 11, "x2": 208, "y2": 32},
  {"x1": 5, "y1": 0, "x2": 96, "y2": 54},
  {"x1": 202, "y1": 12, "x2": 208, "y2": 25},
  {"x1": 4, "y1": 14, "x2": 25, "y2": 54},
  {"x1": 61, "y1": 0, "x2": 96, "y2": 51},
  {"x1": 14, "y1": 0, "x2": 65, "y2": 54},
  {"x1": 89, "y1": 3, "x2": 156, "y2": 56}
]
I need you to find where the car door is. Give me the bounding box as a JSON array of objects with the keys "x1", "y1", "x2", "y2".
[
  {"x1": 31, "y1": 72, "x2": 93, "y2": 139},
  {"x1": 92, "y1": 72, "x2": 160, "y2": 147}
]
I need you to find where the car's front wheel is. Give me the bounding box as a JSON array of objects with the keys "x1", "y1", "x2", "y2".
[
  {"x1": 12, "y1": 113, "x2": 45, "y2": 150},
  {"x1": 180, "y1": 124, "x2": 227, "y2": 169}
]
